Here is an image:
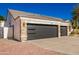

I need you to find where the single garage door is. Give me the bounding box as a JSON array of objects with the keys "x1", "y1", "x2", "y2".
[
  {"x1": 60, "y1": 26, "x2": 67, "y2": 36},
  {"x1": 27, "y1": 23, "x2": 58, "y2": 40}
]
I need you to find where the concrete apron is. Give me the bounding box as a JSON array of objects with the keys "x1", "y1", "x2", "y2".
[{"x1": 28, "y1": 36, "x2": 79, "y2": 55}]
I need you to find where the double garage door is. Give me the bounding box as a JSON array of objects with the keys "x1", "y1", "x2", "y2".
[{"x1": 27, "y1": 23, "x2": 67, "y2": 40}]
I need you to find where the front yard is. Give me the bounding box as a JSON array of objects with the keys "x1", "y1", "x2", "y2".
[
  {"x1": 1, "y1": 36, "x2": 79, "y2": 55},
  {"x1": 0, "y1": 39, "x2": 63, "y2": 55}
]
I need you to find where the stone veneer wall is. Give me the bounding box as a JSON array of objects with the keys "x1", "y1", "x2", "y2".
[{"x1": 20, "y1": 19, "x2": 27, "y2": 42}]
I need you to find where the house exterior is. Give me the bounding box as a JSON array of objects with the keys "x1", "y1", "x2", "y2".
[{"x1": 4, "y1": 9, "x2": 72, "y2": 42}]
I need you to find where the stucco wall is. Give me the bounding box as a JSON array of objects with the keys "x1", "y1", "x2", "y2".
[
  {"x1": 14, "y1": 18, "x2": 21, "y2": 41},
  {"x1": 5, "y1": 12, "x2": 21, "y2": 41},
  {"x1": 7, "y1": 27, "x2": 13, "y2": 38},
  {"x1": 5, "y1": 12, "x2": 11, "y2": 27},
  {"x1": 5, "y1": 12, "x2": 15, "y2": 27}
]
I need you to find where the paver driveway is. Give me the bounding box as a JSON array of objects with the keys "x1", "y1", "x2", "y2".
[
  {"x1": 0, "y1": 38, "x2": 63, "y2": 55},
  {"x1": 28, "y1": 36, "x2": 79, "y2": 55}
]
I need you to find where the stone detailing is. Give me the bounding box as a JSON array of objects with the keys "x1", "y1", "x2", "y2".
[
  {"x1": 20, "y1": 19, "x2": 27, "y2": 42},
  {"x1": 58, "y1": 24, "x2": 61, "y2": 38},
  {"x1": 67, "y1": 26, "x2": 70, "y2": 36}
]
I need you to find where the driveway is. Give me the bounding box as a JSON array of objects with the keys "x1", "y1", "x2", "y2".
[
  {"x1": 28, "y1": 36, "x2": 79, "y2": 55},
  {"x1": 0, "y1": 38, "x2": 63, "y2": 55}
]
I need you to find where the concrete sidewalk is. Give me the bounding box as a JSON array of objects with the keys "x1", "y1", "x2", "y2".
[{"x1": 28, "y1": 36, "x2": 79, "y2": 55}]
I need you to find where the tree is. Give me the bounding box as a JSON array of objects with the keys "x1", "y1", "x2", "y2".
[
  {"x1": 72, "y1": 5, "x2": 79, "y2": 34},
  {"x1": 0, "y1": 15, "x2": 5, "y2": 21}
]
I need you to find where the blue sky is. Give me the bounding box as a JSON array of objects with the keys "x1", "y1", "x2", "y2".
[{"x1": 0, "y1": 3, "x2": 76, "y2": 20}]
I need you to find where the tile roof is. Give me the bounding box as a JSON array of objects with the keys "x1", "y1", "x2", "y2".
[{"x1": 8, "y1": 9, "x2": 66, "y2": 22}]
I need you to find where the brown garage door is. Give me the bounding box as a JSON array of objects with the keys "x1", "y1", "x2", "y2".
[
  {"x1": 27, "y1": 23, "x2": 58, "y2": 40},
  {"x1": 60, "y1": 26, "x2": 67, "y2": 36}
]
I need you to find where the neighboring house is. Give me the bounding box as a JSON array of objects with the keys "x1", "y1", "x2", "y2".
[
  {"x1": 4, "y1": 9, "x2": 72, "y2": 42},
  {"x1": 0, "y1": 21, "x2": 5, "y2": 27}
]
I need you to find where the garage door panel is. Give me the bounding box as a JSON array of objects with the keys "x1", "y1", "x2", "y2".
[
  {"x1": 27, "y1": 24, "x2": 58, "y2": 40},
  {"x1": 60, "y1": 26, "x2": 67, "y2": 36}
]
